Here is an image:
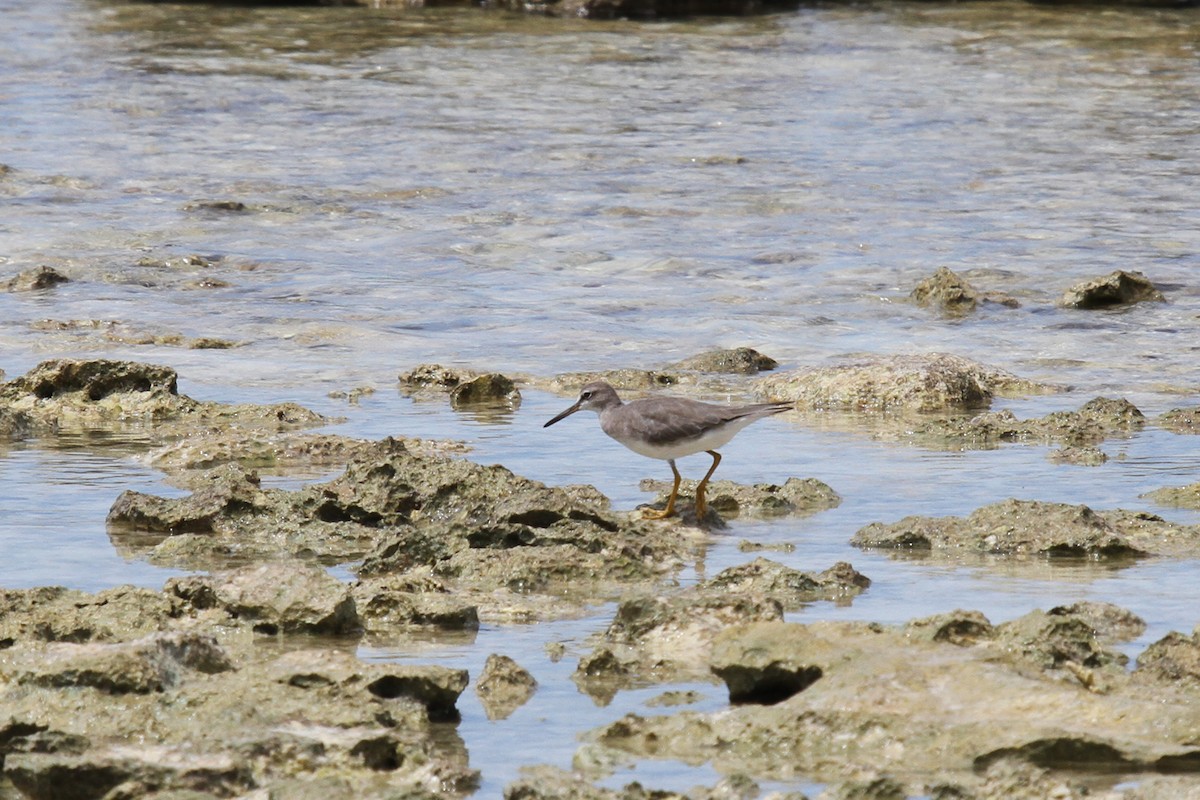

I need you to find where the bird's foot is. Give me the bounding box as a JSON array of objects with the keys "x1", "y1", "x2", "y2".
[{"x1": 640, "y1": 506, "x2": 676, "y2": 520}]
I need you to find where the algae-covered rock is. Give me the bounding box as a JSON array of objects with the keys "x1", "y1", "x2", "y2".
[
  {"x1": 639, "y1": 477, "x2": 841, "y2": 520},
  {"x1": 266, "y1": 648, "x2": 468, "y2": 721},
  {"x1": 994, "y1": 609, "x2": 1127, "y2": 675},
  {"x1": 504, "y1": 765, "x2": 689, "y2": 800},
  {"x1": 109, "y1": 464, "x2": 271, "y2": 535},
  {"x1": 1157, "y1": 406, "x2": 1200, "y2": 434},
  {"x1": 1058, "y1": 270, "x2": 1164, "y2": 309},
  {"x1": 756, "y1": 354, "x2": 1051, "y2": 413},
  {"x1": 851, "y1": 499, "x2": 1157, "y2": 559},
  {"x1": 703, "y1": 559, "x2": 869, "y2": 611},
  {"x1": 166, "y1": 562, "x2": 360, "y2": 635},
  {"x1": 398, "y1": 363, "x2": 478, "y2": 391},
  {"x1": 1142, "y1": 482, "x2": 1200, "y2": 509},
  {"x1": 905, "y1": 397, "x2": 1144, "y2": 449},
  {"x1": 667, "y1": 347, "x2": 779, "y2": 374},
  {"x1": 0, "y1": 632, "x2": 233, "y2": 694},
  {"x1": 1048, "y1": 601, "x2": 1146, "y2": 644},
  {"x1": 352, "y1": 573, "x2": 479, "y2": 631},
  {"x1": 475, "y1": 654, "x2": 538, "y2": 721},
  {"x1": 0, "y1": 358, "x2": 328, "y2": 439},
  {"x1": 5, "y1": 747, "x2": 254, "y2": 800},
  {"x1": 111, "y1": 438, "x2": 691, "y2": 611},
  {"x1": 0, "y1": 585, "x2": 179, "y2": 646},
  {"x1": 543, "y1": 369, "x2": 683, "y2": 396},
  {"x1": 904, "y1": 610, "x2": 995, "y2": 647},
  {"x1": 574, "y1": 592, "x2": 784, "y2": 702},
  {"x1": 0, "y1": 581, "x2": 475, "y2": 798},
  {"x1": 708, "y1": 622, "x2": 825, "y2": 705},
  {"x1": 910, "y1": 266, "x2": 1018, "y2": 315},
  {"x1": 144, "y1": 432, "x2": 402, "y2": 486},
  {"x1": 577, "y1": 616, "x2": 1200, "y2": 794},
  {"x1": 450, "y1": 373, "x2": 521, "y2": 410},
  {"x1": 1134, "y1": 629, "x2": 1200, "y2": 690},
  {"x1": 573, "y1": 560, "x2": 869, "y2": 701},
  {"x1": 4, "y1": 265, "x2": 69, "y2": 292}
]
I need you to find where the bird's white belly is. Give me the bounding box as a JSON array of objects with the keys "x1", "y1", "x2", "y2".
[{"x1": 611, "y1": 419, "x2": 750, "y2": 461}]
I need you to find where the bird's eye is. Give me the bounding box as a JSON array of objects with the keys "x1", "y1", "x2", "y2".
[{"x1": 581, "y1": 391, "x2": 592, "y2": 400}]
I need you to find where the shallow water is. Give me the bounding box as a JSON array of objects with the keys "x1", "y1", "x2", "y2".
[{"x1": 3, "y1": 0, "x2": 1200, "y2": 794}]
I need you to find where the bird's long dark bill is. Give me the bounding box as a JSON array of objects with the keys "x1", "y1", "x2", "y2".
[{"x1": 544, "y1": 402, "x2": 581, "y2": 427}]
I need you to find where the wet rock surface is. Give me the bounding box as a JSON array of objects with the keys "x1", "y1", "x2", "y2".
[
  {"x1": 538, "y1": 368, "x2": 687, "y2": 396},
  {"x1": 1135, "y1": 628, "x2": 1200, "y2": 690},
  {"x1": 475, "y1": 654, "x2": 538, "y2": 721},
  {"x1": 573, "y1": 559, "x2": 869, "y2": 701},
  {"x1": 108, "y1": 437, "x2": 696, "y2": 613},
  {"x1": 0, "y1": 581, "x2": 474, "y2": 799},
  {"x1": 851, "y1": 498, "x2": 1200, "y2": 560},
  {"x1": 639, "y1": 476, "x2": 841, "y2": 519},
  {"x1": 900, "y1": 396, "x2": 1146, "y2": 449},
  {"x1": 398, "y1": 362, "x2": 479, "y2": 392},
  {"x1": 9, "y1": 356, "x2": 1200, "y2": 799},
  {"x1": 910, "y1": 266, "x2": 1019, "y2": 315},
  {"x1": 756, "y1": 353, "x2": 1054, "y2": 413},
  {"x1": 666, "y1": 347, "x2": 779, "y2": 374},
  {"x1": 1059, "y1": 270, "x2": 1165, "y2": 309},
  {"x1": 574, "y1": 610, "x2": 1200, "y2": 797},
  {"x1": 1156, "y1": 406, "x2": 1200, "y2": 434},
  {"x1": 1142, "y1": 482, "x2": 1200, "y2": 509},
  {"x1": 4, "y1": 265, "x2": 69, "y2": 292},
  {"x1": 449, "y1": 372, "x2": 522, "y2": 410},
  {"x1": 0, "y1": 358, "x2": 329, "y2": 440}
]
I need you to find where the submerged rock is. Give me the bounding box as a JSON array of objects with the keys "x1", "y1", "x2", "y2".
[
  {"x1": 1142, "y1": 482, "x2": 1200, "y2": 509},
  {"x1": 1156, "y1": 406, "x2": 1200, "y2": 434},
  {"x1": 910, "y1": 266, "x2": 1018, "y2": 315},
  {"x1": 1058, "y1": 270, "x2": 1164, "y2": 309},
  {"x1": 1047, "y1": 445, "x2": 1108, "y2": 466},
  {"x1": 4, "y1": 265, "x2": 69, "y2": 292},
  {"x1": 756, "y1": 354, "x2": 1052, "y2": 413}
]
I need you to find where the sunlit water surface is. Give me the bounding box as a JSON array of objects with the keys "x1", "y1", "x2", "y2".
[{"x1": 3, "y1": 0, "x2": 1200, "y2": 794}]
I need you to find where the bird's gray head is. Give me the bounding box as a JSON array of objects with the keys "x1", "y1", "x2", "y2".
[{"x1": 543, "y1": 381, "x2": 622, "y2": 427}]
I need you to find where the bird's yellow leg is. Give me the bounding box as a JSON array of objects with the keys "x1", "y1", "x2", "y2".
[
  {"x1": 642, "y1": 460, "x2": 681, "y2": 520},
  {"x1": 694, "y1": 451, "x2": 722, "y2": 517}
]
